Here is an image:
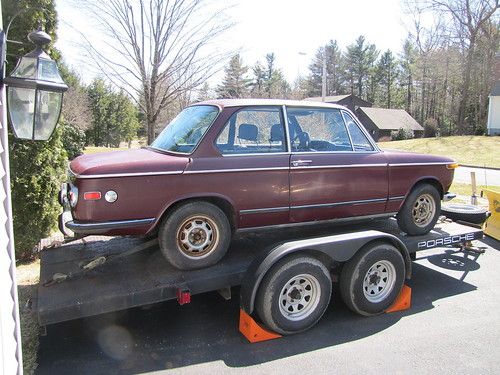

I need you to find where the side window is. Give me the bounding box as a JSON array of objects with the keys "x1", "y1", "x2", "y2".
[
  {"x1": 286, "y1": 107, "x2": 353, "y2": 152},
  {"x1": 216, "y1": 107, "x2": 286, "y2": 154},
  {"x1": 343, "y1": 112, "x2": 374, "y2": 151}
]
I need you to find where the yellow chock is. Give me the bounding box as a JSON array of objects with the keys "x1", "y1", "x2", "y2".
[
  {"x1": 386, "y1": 285, "x2": 412, "y2": 313},
  {"x1": 483, "y1": 189, "x2": 500, "y2": 241}
]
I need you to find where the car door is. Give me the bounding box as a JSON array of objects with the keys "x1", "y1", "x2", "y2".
[
  {"x1": 185, "y1": 106, "x2": 291, "y2": 229},
  {"x1": 288, "y1": 107, "x2": 388, "y2": 223}
]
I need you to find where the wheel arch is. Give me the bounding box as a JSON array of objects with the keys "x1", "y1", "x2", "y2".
[
  {"x1": 240, "y1": 230, "x2": 412, "y2": 314},
  {"x1": 411, "y1": 177, "x2": 444, "y2": 199},
  {"x1": 150, "y1": 194, "x2": 237, "y2": 235}
]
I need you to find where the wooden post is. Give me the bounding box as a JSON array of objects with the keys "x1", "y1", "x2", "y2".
[{"x1": 471, "y1": 171, "x2": 478, "y2": 205}]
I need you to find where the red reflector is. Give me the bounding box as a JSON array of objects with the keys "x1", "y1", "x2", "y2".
[
  {"x1": 177, "y1": 289, "x2": 191, "y2": 305},
  {"x1": 83, "y1": 191, "x2": 101, "y2": 200}
]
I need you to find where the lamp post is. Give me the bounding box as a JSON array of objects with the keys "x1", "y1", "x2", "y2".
[{"x1": 3, "y1": 26, "x2": 68, "y2": 140}]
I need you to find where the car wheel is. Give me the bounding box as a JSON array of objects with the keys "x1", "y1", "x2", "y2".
[
  {"x1": 441, "y1": 203, "x2": 489, "y2": 225},
  {"x1": 158, "y1": 201, "x2": 231, "y2": 270},
  {"x1": 397, "y1": 183, "x2": 441, "y2": 235},
  {"x1": 340, "y1": 242, "x2": 405, "y2": 316},
  {"x1": 255, "y1": 255, "x2": 332, "y2": 335}
]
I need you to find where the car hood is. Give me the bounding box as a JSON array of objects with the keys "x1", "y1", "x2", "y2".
[
  {"x1": 70, "y1": 148, "x2": 189, "y2": 177},
  {"x1": 382, "y1": 149, "x2": 455, "y2": 164}
]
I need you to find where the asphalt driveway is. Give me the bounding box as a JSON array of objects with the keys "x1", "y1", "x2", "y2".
[{"x1": 35, "y1": 236, "x2": 500, "y2": 375}]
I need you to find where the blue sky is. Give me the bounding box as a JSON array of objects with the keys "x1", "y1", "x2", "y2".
[{"x1": 55, "y1": 0, "x2": 413, "y2": 84}]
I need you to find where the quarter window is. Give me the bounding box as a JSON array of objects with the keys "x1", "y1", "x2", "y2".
[
  {"x1": 343, "y1": 112, "x2": 374, "y2": 151},
  {"x1": 216, "y1": 107, "x2": 286, "y2": 154},
  {"x1": 286, "y1": 107, "x2": 353, "y2": 152}
]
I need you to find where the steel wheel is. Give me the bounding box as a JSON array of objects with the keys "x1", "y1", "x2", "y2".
[
  {"x1": 176, "y1": 215, "x2": 219, "y2": 258},
  {"x1": 362, "y1": 260, "x2": 396, "y2": 303},
  {"x1": 255, "y1": 255, "x2": 332, "y2": 335},
  {"x1": 412, "y1": 193, "x2": 436, "y2": 227},
  {"x1": 278, "y1": 274, "x2": 321, "y2": 321}
]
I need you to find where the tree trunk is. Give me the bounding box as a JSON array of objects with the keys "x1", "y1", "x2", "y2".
[
  {"x1": 457, "y1": 39, "x2": 475, "y2": 134},
  {"x1": 147, "y1": 118, "x2": 155, "y2": 145}
]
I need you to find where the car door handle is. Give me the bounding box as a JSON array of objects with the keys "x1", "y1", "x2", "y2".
[{"x1": 291, "y1": 160, "x2": 313, "y2": 167}]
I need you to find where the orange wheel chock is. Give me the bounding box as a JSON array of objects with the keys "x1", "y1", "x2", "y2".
[
  {"x1": 239, "y1": 309, "x2": 282, "y2": 343},
  {"x1": 385, "y1": 285, "x2": 412, "y2": 313}
]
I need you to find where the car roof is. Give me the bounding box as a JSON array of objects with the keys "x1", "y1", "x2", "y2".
[{"x1": 194, "y1": 98, "x2": 346, "y2": 110}]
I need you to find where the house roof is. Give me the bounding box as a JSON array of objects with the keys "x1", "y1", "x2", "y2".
[
  {"x1": 491, "y1": 81, "x2": 500, "y2": 96},
  {"x1": 358, "y1": 107, "x2": 424, "y2": 131}
]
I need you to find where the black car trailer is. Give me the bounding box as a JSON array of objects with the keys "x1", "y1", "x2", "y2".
[{"x1": 34, "y1": 218, "x2": 483, "y2": 341}]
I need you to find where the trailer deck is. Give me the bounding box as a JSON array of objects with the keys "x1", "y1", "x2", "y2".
[{"x1": 36, "y1": 219, "x2": 482, "y2": 326}]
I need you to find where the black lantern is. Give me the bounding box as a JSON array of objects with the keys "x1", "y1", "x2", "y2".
[{"x1": 3, "y1": 26, "x2": 68, "y2": 140}]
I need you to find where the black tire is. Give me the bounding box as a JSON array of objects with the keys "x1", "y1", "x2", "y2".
[
  {"x1": 340, "y1": 242, "x2": 405, "y2": 316},
  {"x1": 397, "y1": 183, "x2": 441, "y2": 235},
  {"x1": 255, "y1": 255, "x2": 332, "y2": 335},
  {"x1": 158, "y1": 201, "x2": 231, "y2": 270},
  {"x1": 441, "y1": 204, "x2": 489, "y2": 225}
]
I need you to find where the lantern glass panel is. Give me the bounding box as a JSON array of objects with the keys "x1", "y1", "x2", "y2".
[
  {"x1": 34, "y1": 90, "x2": 62, "y2": 140},
  {"x1": 11, "y1": 57, "x2": 37, "y2": 79},
  {"x1": 7, "y1": 87, "x2": 35, "y2": 139},
  {"x1": 37, "y1": 59, "x2": 64, "y2": 83}
]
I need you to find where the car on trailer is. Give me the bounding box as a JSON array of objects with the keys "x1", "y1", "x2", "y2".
[
  {"x1": 59, "y1": 99, "x2": 458, "y2": 270},
  {"x1": 36, "y1": 220, "x2": 483, "y2": 336}
]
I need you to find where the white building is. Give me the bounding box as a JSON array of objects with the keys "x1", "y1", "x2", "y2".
[
  {"x1": 487, "y1": 81, "x2": 500, "y2": 135},
  {"x1": 487, "y1": 53, "x2": 500, "y2": 136}
]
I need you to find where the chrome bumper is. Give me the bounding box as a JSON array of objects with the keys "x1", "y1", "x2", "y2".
[{"x1": 65, "y1": 218, "x2": 156, "y2": 234}]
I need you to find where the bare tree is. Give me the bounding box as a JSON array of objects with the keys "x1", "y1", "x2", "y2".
[
  {"x1": 407, "y1": 0, "x2": 499, "y2": 133},
  {"x1": 77, "y1": 0, "x2": 232, "y2": 143},
  {"x1": 62, "y1": 86, "x2": 92, "y2": 131}
]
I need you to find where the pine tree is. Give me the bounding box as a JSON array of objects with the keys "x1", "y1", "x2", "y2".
[
  {"x1": 377, "y1": 50, "x2": 398, "y2": 108},
  {"x1": 345, "y1": 36, "x2": 378, "y2": 100},
  {"x1": 216, "y1": 54, "x2": 251, "y2": 98},
  {"x1": 251, "y1": 62, "x2": 266, "y2": 97},
  {"x1": 400, "y1": 39, "x2": 417, "y2": 114},
  {"x1": 305, "y1": 40, "x2": 345, "y2": 97}
]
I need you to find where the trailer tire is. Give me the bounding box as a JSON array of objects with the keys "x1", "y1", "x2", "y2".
[
  {"x1": 255, "y1": 255, "x2": 332, "y2": 335},
  {"x1": 340, "y1": 242, "x2": 405, "y2": 316},
  {"x1": 159, "y1": 201, "x2": 231, "y2": 270}
]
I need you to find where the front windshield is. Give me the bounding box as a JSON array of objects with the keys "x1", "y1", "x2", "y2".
[{"x1": 151, "y1": 105, "x2": 219, "y2": 153}]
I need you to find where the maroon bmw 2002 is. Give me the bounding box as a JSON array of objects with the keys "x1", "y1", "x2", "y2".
[{"x1": 60, "y1": 99, "x2": 457, "y2": 269}]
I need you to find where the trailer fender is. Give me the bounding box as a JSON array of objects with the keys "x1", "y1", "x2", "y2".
[{"x1": 240, "y1": 230, "x2": 411, "y2": 314}]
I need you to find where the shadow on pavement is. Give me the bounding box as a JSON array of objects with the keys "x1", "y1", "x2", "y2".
[{"x1": 36, "y1": 260, "x2": 478, "y2": 375}]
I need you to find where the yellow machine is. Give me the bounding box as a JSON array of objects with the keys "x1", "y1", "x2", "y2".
[{"x1": 483, "y1": 188, "x2": 500, "y2": 240}]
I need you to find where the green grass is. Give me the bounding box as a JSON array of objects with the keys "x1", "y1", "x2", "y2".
[
  {"x1": 450, "y1": 182, "x2": 500, "y2": 196},
  {"x1": 17, "y1": 260, "x2": 41, "y2": 374},
  {"x1": 378, "y1": 136, "x2": 500, "y2": 168}
]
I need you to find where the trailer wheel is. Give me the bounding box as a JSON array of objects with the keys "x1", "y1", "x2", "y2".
[
  {"x1": 159, "y1": 201, "x2": 231, "y2": 270},
  {"x1": 340, "y1": 242, "x2": 405, "y2": 316},
  {"x1": 255, "y1": 255, "x2": 332, "y2": 335},
  {"x1": 397, "y1": 183, "x2": 441, "y2": 235}
]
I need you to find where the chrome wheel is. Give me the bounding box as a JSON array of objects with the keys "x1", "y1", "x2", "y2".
[
  {"x1": 278, "y1": 274, "x2": 321, "y2": 321},
  {"x1": 363, "y1": 260, "x2": 396, "y2": 303},
  {"x1": 412, "y1": 193, "x2": 436, "y2": 227},
  {"x1": 176, "y1": 215, "x2": 219, "y2": 258}
]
